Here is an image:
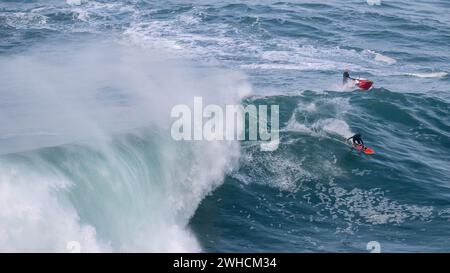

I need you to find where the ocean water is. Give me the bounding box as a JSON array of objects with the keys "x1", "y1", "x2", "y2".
[{"x1": 0, "y1": 0, "x2": 449, "y2": 252}]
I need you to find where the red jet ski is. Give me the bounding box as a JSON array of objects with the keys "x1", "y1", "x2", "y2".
[{"x1": 355, "y1": 79, "x2": 374, "y2": 90}]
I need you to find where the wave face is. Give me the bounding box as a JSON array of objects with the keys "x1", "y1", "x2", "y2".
[
  {"x1": 1, "y1": 0, "x2": 450, "y2": 252},
  {"x1": 0, "y1": 129, "x2": 241, "y2": 252},
  {"x1": 193, "y1": 89, "x2": 450, "y2": 252}
]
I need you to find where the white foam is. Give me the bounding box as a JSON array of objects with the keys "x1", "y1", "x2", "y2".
[
  {"x1": 340, "y1": 81, "x2": 359, "y2": 91},
  {"x1": 286, "y1": 118, "x2": 312, "y2": 133},
  {"x1": 1, "y1": 12, "x2": 48, "y2": 29},
  {"x1": 260, "y1": 139, "x2": 280, "y2": 152},
  {"x1": 74, "y1": 9, "x2": 89, "y2": 22},
  {"x1": 316, "y1": 118, "x2": 353, "y2": 138},
  {"x1": 373, "y1": 53, "x2": 396, "y2": 65},
  {"x1": 240, "y1": 62, "x2": 337, "y2": 71},
  {"x1": 407, "y1": 72, "x2": 448, "y2": 78},
  {"x1": 305, "y1": 103, "x2": 317, "y2": 112},
  {"x1": 367, "y1": 0, "x2": 382, "y2": 6},
  {"x1": 285, "y1": 98, "x2": 351, "y2": 137},
  {"x1": 66, "y1": 0, "x2": 82, "y2": 6},
  {"x1": 122, "y1": 15, "x2": 364, "y2": 75},
  {"x1": 0, "y1": 164, "x2": 108, "y2": 252},
  {"x1": 374, "y1": 54, "x2": 396, "y2": 65}
]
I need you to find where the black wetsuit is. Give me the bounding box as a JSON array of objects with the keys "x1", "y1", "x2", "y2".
[{"x1": 347, "y1": 134, "x2": 364, "y2": 146}]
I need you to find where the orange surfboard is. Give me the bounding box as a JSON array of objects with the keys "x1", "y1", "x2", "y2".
[{"x1": 354, "y1": 144, "x2": 375, "y2": 155}]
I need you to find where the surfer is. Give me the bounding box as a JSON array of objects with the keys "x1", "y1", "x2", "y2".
[
  {"x1": 347, "y1": 134, "x2": 364, "y2": 147},
  {"x1": 346, "y1": 133, "x2": 375, "y2": 154}
]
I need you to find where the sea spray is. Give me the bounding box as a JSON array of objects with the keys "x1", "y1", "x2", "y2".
[{"x1": 0, "y1": 40, "x2": 250, "y2": 252}]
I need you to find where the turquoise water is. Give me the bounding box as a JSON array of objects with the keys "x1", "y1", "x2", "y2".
[{"x1": 0, "y1": 0, "x2": 449, "y2": 252}]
